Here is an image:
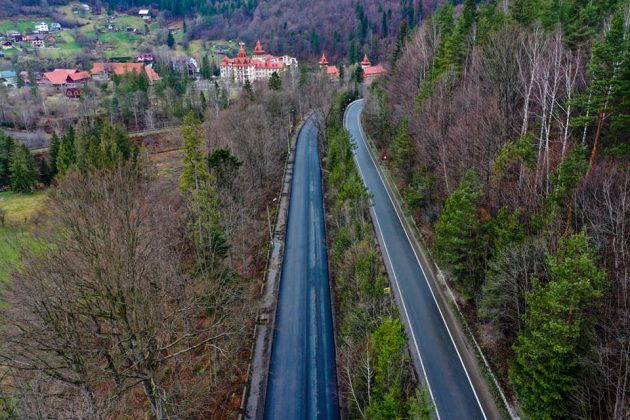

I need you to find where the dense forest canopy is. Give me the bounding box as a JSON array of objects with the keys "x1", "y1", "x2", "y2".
[
  {"x1": 1, "y1": 0, "x2": 445, "y2": 60},
  {"x1": 364, "y1": 0, "x2": 629, "y2": 417}
]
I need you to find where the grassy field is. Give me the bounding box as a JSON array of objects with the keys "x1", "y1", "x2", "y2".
[
  {"x1": 0, "y1": 19, "x2": 51, "y2": 34},
  {"x1": 1, "y1": 11, "x2": 231, "y2": 64},
  {"x1": 0, "y1": 191, "x2": 46, "y2": 283}
]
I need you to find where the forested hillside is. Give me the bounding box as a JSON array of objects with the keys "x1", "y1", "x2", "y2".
[
  {"x1": 363, "y1": 0, "x2": 629, "y2": 417},
  {"x1": 0, "y1": 70, "x2": 332, "y2": 418},
  {"x1": 3, "y1": 0, "x2": 439, "y2": 60}
]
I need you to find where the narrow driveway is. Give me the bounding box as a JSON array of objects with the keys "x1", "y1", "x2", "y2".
[
  {"x1": 345, "y1": 100, "x2": 490, "y2": 420},
  {"x1": 264, "y1": 118, "x2": 339, "y2": 419}
]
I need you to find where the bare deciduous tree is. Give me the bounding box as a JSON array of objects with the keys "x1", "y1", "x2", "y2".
[{"x1": 0, "y1": 164, "x2": 244, "y2": 418}]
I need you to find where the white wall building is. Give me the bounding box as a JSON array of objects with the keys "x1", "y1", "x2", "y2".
[
  {"x1": 35, "y1": 22, "x2": 49, "y2": 33},
  {"x1": 219, "y1": 40, "x2": 297, "y2": 84}
]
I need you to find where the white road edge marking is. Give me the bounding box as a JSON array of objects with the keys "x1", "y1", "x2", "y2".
[
  {"x1": 343, "y1": 102, "x2": 441, "y2": 420},
  {"x1": 345, "y1": 100, "x2": 488, "y2": 420}
]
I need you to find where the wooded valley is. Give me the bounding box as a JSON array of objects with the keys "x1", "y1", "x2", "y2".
[{"x1": 363, "y1": 0, "x2": 629, "y2": 417}]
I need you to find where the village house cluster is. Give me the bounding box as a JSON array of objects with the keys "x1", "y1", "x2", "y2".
[
  {"x1": 1, "y1": 62, "x2": 161, "y2": 97},
  {"x1": 219, "y1": 40, "x2": 298, "y2": 84},
  {"x1": 2, "y1": 21, "x2": 63, "y2": 51},
  {"x1": 319, "y1": 52, "x2": 387, "y2": 85}
]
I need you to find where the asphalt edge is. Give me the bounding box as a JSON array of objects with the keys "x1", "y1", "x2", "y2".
[
  {"x1": 317, "y1": 116, "x2": 345, "y2": 419},
  {"x1": 241, "y1": 113, "x2": 310, "y2": 420},
  {"x1": 344, "y1": 99, "x2": 514, "y2": 420}
]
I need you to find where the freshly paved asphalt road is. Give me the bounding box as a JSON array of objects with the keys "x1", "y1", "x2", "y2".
[
  {"x1": 264, "y1": 118, "x2": 340, "y2": 419},
  {"x1": 345, "y1": 100, "x2": 487, "y2": 420}
]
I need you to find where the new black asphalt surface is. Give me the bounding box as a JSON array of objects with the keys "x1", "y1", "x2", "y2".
[
  {"x1": 264, "y1": 118, "x2": 340, "y2": 419},
  {"x1": 345, "y1": 100, "x2": 487, "y2": 420}
]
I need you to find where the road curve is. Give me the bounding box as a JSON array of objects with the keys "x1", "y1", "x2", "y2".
[
  {"x1": 344, "y1": 100, "x2": 488, "y2": 420},
  {"x1": 264, "y1": 118, "x2": 340, "y2": 419}
]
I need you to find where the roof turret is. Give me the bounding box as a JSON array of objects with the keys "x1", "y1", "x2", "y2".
[
  {"x1": 361, "y1": 54, "x2": 371, "y2": 67},
  {"x1": 238, "y1": 42, "x2": 247, "y2": 58},
  {"x1": 254, "y1": 39, "x2": 265, "y2": 54}
]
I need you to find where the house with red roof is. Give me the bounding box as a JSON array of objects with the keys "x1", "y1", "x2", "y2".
[
  {"x1": 90, "y1": 62, "x2": 161, "y2": 84},
  {"x1": 219, "y1": 40, "x2": 298, "y2": 84},
  {"x1": 360, "y1": 54, "x2": 387, "y2": 85},
  {"x1": 136, "y1": 52, "x2": 154, "y2": 62},
  {"x1": 319, "y1": 53, "x2": 340, "y2": 80},
  {"x1": 42, "y1": 69, "x2": 90, "y2": 86}
]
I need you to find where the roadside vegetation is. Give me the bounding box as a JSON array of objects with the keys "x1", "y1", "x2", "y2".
[
  {"x1": 324, "y1": 89, "x2": 431, "y2": 418},
  {"x1": 0, "y1": 68, "x2": 341, "y2": 418},
  {"x1": 363, "y1": 0, "x2": 629, "y2": 417},
  {"x1": 0, "y1": 191, "x2": 45, "y2": 283}
]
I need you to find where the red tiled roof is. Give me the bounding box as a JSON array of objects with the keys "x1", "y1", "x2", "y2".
[
  {"x1": 68, "y1": 71, "x2": 90, "y2": 82},
  {"x1": 254, "y1": 39, "x2": 265, "y2": 54},
  {"x1": 43, "y1": 69, "x2": 89, "y2": 85},
  {"x1": 254, "y1": 60, "x2": 284, "y2": 69},
  {"x1": 326, "y1": 65, "x2": 338, "y2": 75},
  {"x1": 363, "y1": 64, "x2": 387, "y2": 77},
  {"x1": 91, "y1": 62, "x2": 145, "y2": 76},
  {"x1": 319, "y1": 53, "x2": 329, "y2": 65},
  {"x1": 91, "y1": 62, "x2": 160, "y2": 83},
  {"x1": 237, "y1": 42, "x2": 247, "y2": 58},
  {"x1": 144, "y1": 65, "x2": 161, "y2": 83},
  {"x1": 361, "y1": 54, "x2": 371, "y2": 66}
]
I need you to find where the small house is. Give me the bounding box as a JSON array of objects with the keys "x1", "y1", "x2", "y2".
[
  {"x1": 136, "y1": 52, "x2": 154, "y2": 62},
  {"x1": 172, "y1": 56, "x2": 199, "y2": 77},
  {"x1": 138, "y1": 9, "x2": 151, "y2": 20},
  {"x1": 43, "y1": 69, "x2": 90, "y2": 86},
  {"x1": 1, "y1": 41, "x2": 12, "y2": 50},
  {"x1": 6, "y1": 31, "x2": 22, "y2": 42},
  {"x1": 0, "y1": 70, "x2": 17, "y2": 87},
  {"x1": 50, "y1": 23, "x2": 62, "y2": 31},
  {"x1": 35, "y1": 22, "x2": 49, "y2": 33}
]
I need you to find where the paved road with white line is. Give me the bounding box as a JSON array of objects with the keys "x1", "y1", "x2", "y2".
[
  {"x1": 345, "y1": 100, "x2": 488, "y2": 420},
  {"x1": 264, "y1": 117, "x2": 339, "y2": 419}
]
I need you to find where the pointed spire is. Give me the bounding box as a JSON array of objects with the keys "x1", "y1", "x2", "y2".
[
  {"x1": 361, "y1": 53, "x2": 371, "y2": 67},
  {"x1": 254, "y1": 39, "x2": 265, "y2": 54},
  {"x1": 238, "y1": 42, "x2": 246, "y2": 58},
  {"x1": 319, "y1": 52, "x2": 329, "y2": 65}
]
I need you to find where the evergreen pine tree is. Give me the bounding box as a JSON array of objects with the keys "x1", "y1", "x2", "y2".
[
  {"x1": 48, "y1": 131, "x2": 60, "y2": 178},
  {"x1": 391, "y1": 21, "x2": 409, "y2": 68},
  {"x1": 382, "y1": 11, "x2": 388, "y2": 37},
  {"x1": 201, "y1": 54, "x2": 211, "y2": 79},
  {"x1": 352, "y1": 65, "x2": 364, "y2": 84},
  {"x1": 433, "y1": 169, "x2": 483, "y2": 295},
  {"x1": 391, "y1": 118, "x2": 413, "y2": 182},
  {"x1": 28, "y1": 69, "x2": 39, "y2": 99},
  {"x1": 0, "y1": 131, "x2": 15, "y2": 187},
  {"x1": 365, "y1": 318, "x2": 408, "y2": 419},
  {"x1": 37, "y1": 157, "x2": 53, "y2": 186},
  {"x1": 510, "y1": 0, "x2": 535, "y2": 26},
  {"x1": 180, "y1": 112, "x2": 208, "y2": 193},
  {"x1": 167, "y1": 31, "x2": 175, "y2": 49},
  {"x1": 268, "y1": 71, "x2": 282, "y2": 91},
  {"x1": 573, "y1": 10, "x2": 628, "y2": 170},
  {"x1": 243, "y1": 79, "x2": 255, "y2": 100},
  {"x1": 179, "y1": 112, "x2": 228, "y2": 269},
  {"x1": 56, "y1": 127, "x2": 76, "y2": 176},
  {"x1": 9, "y1": 145, "x2": 37, "y2": 193},
  {"x1": 510, "y1": 231, "x2": 606, "y2": 419}
]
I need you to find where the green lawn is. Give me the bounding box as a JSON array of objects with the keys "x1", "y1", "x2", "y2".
[
  {"x1": 0, "y1": 191, "x2": 46, "y2": 283},
  {"x1": 0, "y1": 19, "x2": 48, "y2": 34},
  {"x1": 113, "y1": 15, "x2": 146, "y2": 30},
  {"x1": 98, "y1": 30, "x2": 143, "y2": 57}
]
